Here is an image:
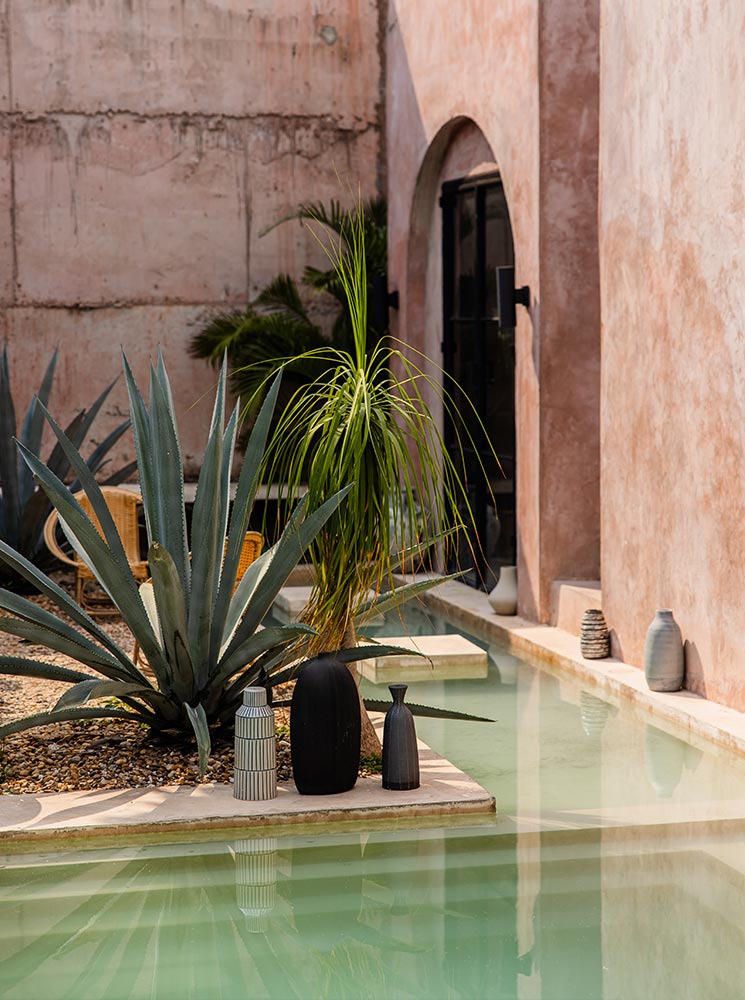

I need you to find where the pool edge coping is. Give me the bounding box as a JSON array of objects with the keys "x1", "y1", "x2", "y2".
[
  {"x1": 418, "y1": 577, "x2": 745, "y2": 761},
  {"x1": 0, "y1": 719, "x2": 495, "y2": 843}
]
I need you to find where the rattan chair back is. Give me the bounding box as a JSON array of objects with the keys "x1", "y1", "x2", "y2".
[{"x1": 43, "y1": 486, "x2": 147, "y2": 615}]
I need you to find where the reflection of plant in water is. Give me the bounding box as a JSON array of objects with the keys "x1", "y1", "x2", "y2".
[
  {"x1": 2, "y1": 829, "x2": 515, "y2": 998},
  {"x1": 273, "y1": 833, "x2": 432, "y2": 998},
  {"x1": 1, "y1": 850, "x2": 283, "y2": 998}
]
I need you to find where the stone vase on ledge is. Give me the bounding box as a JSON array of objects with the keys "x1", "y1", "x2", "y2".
[
  {"x1": 488, "y1": 566, "x2": 518, "y2": 615},
  {"x1": 643, "y1": 609, "x2": 684, "y2": 692},
  {"x1": 580, "y1": 609, "x2": 610, "y2": 659},
  {"x1": 382, "y1": 684, "x2": 420, "y2": 791}
]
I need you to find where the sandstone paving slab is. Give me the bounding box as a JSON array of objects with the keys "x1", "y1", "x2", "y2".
[
  {"x1": 358, "y1": 633, "x2": 488, "y2": 683},
  {"x1": 0, "y1": 736, "x2": 495, "y2": 844}
]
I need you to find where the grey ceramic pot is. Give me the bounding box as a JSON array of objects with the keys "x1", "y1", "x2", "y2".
[{"x1": 643, "y1": 609, "x2": 684, "y2": 692}]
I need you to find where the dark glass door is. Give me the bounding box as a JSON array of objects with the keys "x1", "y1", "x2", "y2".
[{"x1": 441, "y1": 173, "x2": 516, "y2": 588}]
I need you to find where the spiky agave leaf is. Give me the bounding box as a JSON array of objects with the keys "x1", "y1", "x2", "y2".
[
  {"x1": 360, "y1": 699, "x2": 494, "y2": 723},
  {"x1": 0, "y1": 358, "x2": 359, "y2": 772},
  {"x1": 0, "y1": 347, "x2": 134, "y2": 584}
]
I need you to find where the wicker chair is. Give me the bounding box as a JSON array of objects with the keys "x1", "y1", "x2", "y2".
[
  {"x1": 133, "y1": 530, "x2": 263, "y2": 667},
  {"x1": 43, "y1": 487, "x2": 148, "y2": 616}
]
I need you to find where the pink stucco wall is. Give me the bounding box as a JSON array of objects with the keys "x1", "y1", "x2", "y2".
[
  {"x1": 0, "y1": 1, "x2": 383, "y2": 473},
  {"x1": 387, "y1": 0, "x2": 600, "y2": 619},
  {"x1": 600, "y1": 1, "x2": 745, "y2": 706}
]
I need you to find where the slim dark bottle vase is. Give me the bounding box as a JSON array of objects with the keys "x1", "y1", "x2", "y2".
[{"x1": 382, "y1": 684, "x2": 420, "y2": 790}]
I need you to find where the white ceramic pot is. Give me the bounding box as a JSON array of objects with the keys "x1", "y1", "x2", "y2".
[{"x1": 488, "y1": 565, "x2": 518, "y2": 615}]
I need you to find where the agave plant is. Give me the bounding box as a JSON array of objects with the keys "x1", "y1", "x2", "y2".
[
  {"x1": 0, "y1": 357, "x2": 395, "y2": 772},
  {"x1": 0, "y1": 346, "x2": 136, "y2": 590}
]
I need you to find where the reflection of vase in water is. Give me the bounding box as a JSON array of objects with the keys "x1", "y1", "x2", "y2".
[
  {"x1": 233, "y1": 837, "x2": 278, "y2": 933},
  {"x1": 579, "y1": 690, "x2": 611, "y2": 738},
  {"x1": 644, "y1": 725, "x2": 685, "y2": 798},
  {"x1": 488, "y1": 645, "x2": 518, "y2": 685}
]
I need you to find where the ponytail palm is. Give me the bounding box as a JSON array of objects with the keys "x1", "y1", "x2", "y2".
[{"x1": 259, "y1": 204, "x2": 484, "y2": 650}]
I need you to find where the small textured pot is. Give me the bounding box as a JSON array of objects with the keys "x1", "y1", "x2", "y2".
[
  {"x1": 643, "y1": 609, "x2": 685, "y2": 692},
  {"x1": 488, "y1": 566, "x2": 518, "y2": 615},
  {"x1": 580, "y1": 609, "x2": 610, "y2": 659},
  {"x1": 290, "y1": 657, "x2": 360, "y2": 795},
  {"x1": 382, "y1": 684, "x2": 420, "y2": 791}
]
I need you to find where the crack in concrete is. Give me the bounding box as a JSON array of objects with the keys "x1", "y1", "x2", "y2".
[
  {"x1": 0, "y1": 300, "x2": 245, "y2": 311},
  {"x1": 2, "y1": 109, "x2": 377, "y2": 131},
  {"x1": 3, "y1": 0, "x2": 17, "y2": 304}
]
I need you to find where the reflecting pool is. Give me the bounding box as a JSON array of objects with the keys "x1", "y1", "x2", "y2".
[{"x1": 3, "y1": 607, "x2": 745, "y2": 999}]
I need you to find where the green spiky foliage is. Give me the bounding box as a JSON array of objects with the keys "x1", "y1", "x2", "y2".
[
  {"x1": 0, "y1": 359, "x2": 363, "y2": 772},
  {"x1": 189, "y1": 197, "x2": 387, "y2": 431},
  {"x1": 257, "y1": 202, "x2": 487, "y2": 652},
  {"x1": 0, "y1": 347, "x2": 136, "y2": 590},
  {"x1": 0, "y1": 356, "x2": 491, "y2": 772}
]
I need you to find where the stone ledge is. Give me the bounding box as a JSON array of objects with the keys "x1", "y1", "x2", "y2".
[
  {"x1": 0, "y1": 725, "x2": 495, "y2": 843},
  {"x1": 358, "y1": 633, "x2": 488, "y2": 683},
  {"x1": 410, "y1": 576, "x2": 745, "y2": 764}
]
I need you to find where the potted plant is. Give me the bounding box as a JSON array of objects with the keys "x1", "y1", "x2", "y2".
[
  {"x1": 0, "y1": 352, "x2": 490, "y2": 783},
  {"x1": 253, "y1": 197, "x2": 493, "y2": 755},
  {"x1": 0, "y1": 357, "x2": 398, "y2": 771}
]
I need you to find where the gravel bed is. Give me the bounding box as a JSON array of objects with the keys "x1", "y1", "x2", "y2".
[{"x1": 0, "y1": 580, "x2": 297, "y2": 795}]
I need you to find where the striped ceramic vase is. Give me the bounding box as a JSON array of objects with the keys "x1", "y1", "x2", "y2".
[{"x1": 234, "y1": 687, "x2": 277, "y2": 800}]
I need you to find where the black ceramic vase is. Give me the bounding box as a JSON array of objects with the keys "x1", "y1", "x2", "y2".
[
  {"x1": 382, "y1": 684, "x2": 420, "y2": 790},
  {"x1": 290, "y1": 656, "x2": 361, "y2": 795}
]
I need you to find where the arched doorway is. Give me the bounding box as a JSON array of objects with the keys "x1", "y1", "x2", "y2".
[{"x1": 441, "y1": 171, "x2": 516, "y2": 589}]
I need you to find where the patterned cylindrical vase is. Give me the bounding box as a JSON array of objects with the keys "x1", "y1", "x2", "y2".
[
  {"x1": 382, "y1": 684, "x2": 420, "y2": 791},
  {"x1": 290, "y1": 657, "x2": 361, "y2": 795},
  {"x1": 234, "y1": 687, "x2": 277, "y2": 800},
  {"x1": 487, "y1": 566, "x2": 518, "y2": 615},
  {"x1": 643, "y1": 610, "x2": 685, "y2": 692},
  {"x1": 580, "y1": 609, "x2": 610, "y2": 659}
]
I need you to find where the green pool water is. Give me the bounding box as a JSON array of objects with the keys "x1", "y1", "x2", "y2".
[{"x1": 3, "y1": 606, "x2": 745, "y2": 999}]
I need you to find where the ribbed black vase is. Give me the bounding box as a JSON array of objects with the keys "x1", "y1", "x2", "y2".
[
  {"x1": 382, "y1": 684, "x2": 420, "y2": 790},
  {"x1": 290, "y1": 657, "x2": 361, "y2": 795}
]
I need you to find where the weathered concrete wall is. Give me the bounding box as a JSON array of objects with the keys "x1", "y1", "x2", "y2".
[
  {"x1": 387, "y1": 0, "x2": 600, "y2": 620},
  {"x1": 600, "y1": 1, "x2": 745, "y2": 706},
  {"x1": 0, "y1": 1, "x2": 383, "y2": 472}
]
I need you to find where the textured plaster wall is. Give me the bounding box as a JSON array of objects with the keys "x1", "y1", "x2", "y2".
[
  {"x1": 600, "y1": 1, "x2": 745, "y2": 706},
  {"x1": 387, "y1": 0, "x2": 600, "y2": 619},
  {"x1": 0, "y1": 1, "x2": 383, "y2": 472}
]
